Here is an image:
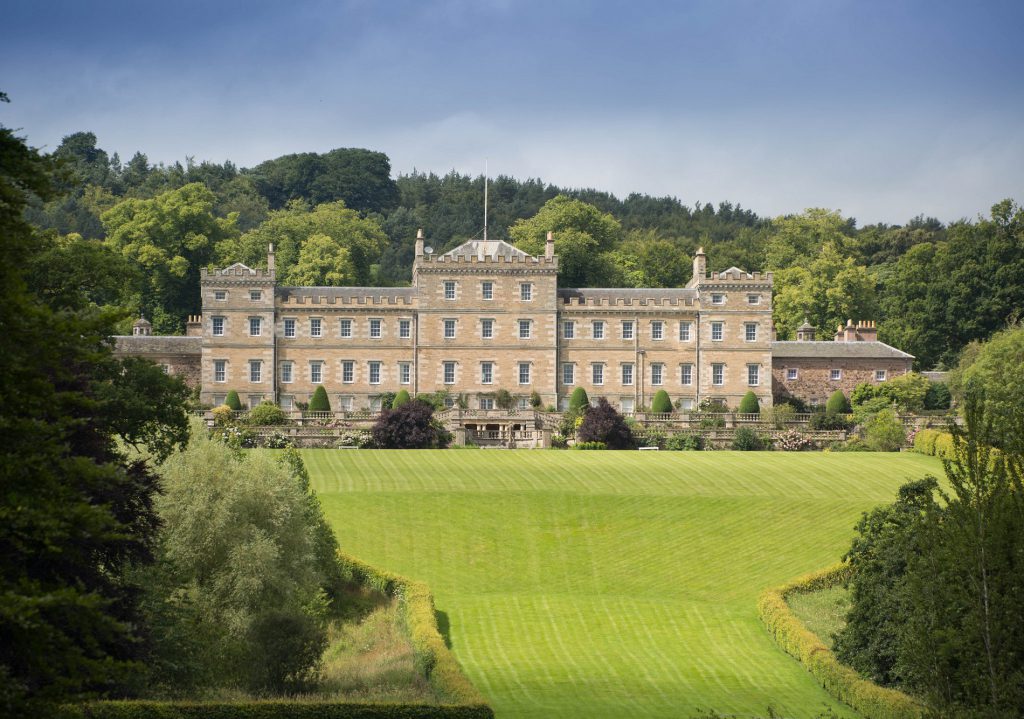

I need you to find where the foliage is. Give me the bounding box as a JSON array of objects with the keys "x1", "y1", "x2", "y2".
[
  {"x1": 850, "y1": 382, "x2": 877, "y2": 406},
  {"x1": 529, "y1": 391, "x2": 542, "y2": 408},
  {"x1": 861, "y1": 410, "x2": 906, "y2": 452},
  {"x1": 875, "y1": 373, "x2": 930, "y2": 413},
  {"x1": 650, "y1": 390, "x2": 673, "y2": 414},
  {"x1": 68, "y1": 701, "x2": 494, "y2": 717},
  {"x1": 372, "y1": 401, "x2": 448, "y2": 449},
  {"x1": 665, "y1": 434, "x2": 704, "y2": 451},
  {"x1": 224, "y1": 390, "x2": 242, "y2": 411},
  {"x1": 851, "y1": 396, "x2": 893, "y2": 426},
  {"x1": 0, "y1": 123, "x2": 190, "y2": 717},
  {"x1": 308, "y1": 385, "x2": 332, "y2": 413},
  {"x1": 246, "y1": 401, "x2": 287, "y2": 426},
  {"x1": 731, "y1": 427, "x2": 765, "y2": 451},
  {"x1": 774, "y1": 430, "x2": 816, "y2": 451},
  {"x1": 922, "y1": 381, "x2": 951, "y2": 411},
  {"x1": 568, "y1": 387, "x2": 590, "y2": 413},
  {"x1": 211, "y1": 404, "x2": 234, "y2": 426},
  {"x1": 493, "y1": 389, "x2": 513, "y2": 411},
  {"x1": 698, "y1": 398, "x2": 729, "y2": 412},
  {"x1": 761, "y1": 404, "x2": 796, "y2": 429},
  {"x1": 392, "y1": 390, "x2": 411, "y2": 409},
  {"x1": 737, "y1": 391, "x2": 760, "y2": 414},
  {"x1": 699, "y1": 415, "x2": 726, "y2": 429},
  {"x1": 955, "y1": 325, "x2": 1024, "y2": 454},
  {"x1": 572, "y1": 441, "x2": 608, "y2": 450},
  {"x1": 577, "y1": 398, "x2": 633, "y2": 449},
  {"x1": 825, "y1": 390, "x2": 850, "y2": 415}
]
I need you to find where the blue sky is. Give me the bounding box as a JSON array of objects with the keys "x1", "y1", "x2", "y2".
[{"x1": 3, "y1": 0, "x2": 1023, "y2": 225}]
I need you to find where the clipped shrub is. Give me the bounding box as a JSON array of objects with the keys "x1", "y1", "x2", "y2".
[
  {"x1": 577, "y1": 398, "x2": 633, "y2": 449},
  {"x1": 732, "y1": 426, "x2": 765, "y2": 451},
  {"x1": 737, "y1": 391, "x2": 760, "y2": 414},
  {"x1": 224, "y1": 390, "x2": 242, "y2": 411},
  {"x1": 572, "y1": 441, "x2": 607, "y2": 450},
  {"x1": 568, "y1": 387, "x2": 590, "y2": 413},
  {"x1": 392, "y1": 389, "x2": 411, "y2": 409},
  {"x1": 826, "y1": 389, "x2": 851, "y2": 415},
  {"x1": 308, "y1": 385, "x2": 331, "y2": 413},
  {"x1": 862, "y1": 409, "x2": 906, "y2": 452},
  {"x1": 665, "y1": 434, "x2": 704, "y2": 451},
  {"x1": 650, "y1": 390, "x2": 673, "y2": 414},
  {"x1": 912, "y1": 428, "x2": 940, "y2": 455},
  {"x1": 211, "y1": 404, "x2": 234, "y2": 426},
  {"x1": 246, "y1": 401, "x2": 286, "y2": 426}
]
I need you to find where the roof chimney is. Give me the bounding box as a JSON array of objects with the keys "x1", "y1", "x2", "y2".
[
  {"x1": 186, "y1": 315, "x2": 203, "y2": 337},
  {"x1": 843, "y1": 319, "x2": 858, "y2": 342},
  {"x1": 692, "y1": 247, "x2": 707, "y2": 285},
  {"x1": 267, "y1": 243, "x2": 275, "y2": 274},
  {"x1": 545, "y1": 231, "x2": 554, "y2": 259},
  {"x1": 856, "y1": 320, "x2": 878, "y2": 342},
  {"x1": 415, "y1": 228, "x2": 425, "y2": 258}
]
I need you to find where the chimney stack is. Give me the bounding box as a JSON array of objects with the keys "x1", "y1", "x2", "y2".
[
  {"x1": 856, "y1": 320, "x2": 878, "y2": 342},
  {"x1": 267, "y1": 243, "x2": 275, "y2": 274},
  {"x1": 692, "y1": 247, "x2": 707, "y2": 285},
  {"x1": 186, "y1": 315, "x2": 203, "y2": 337},
  {"x1": 415, "y1": 228, "x2": 425, "y2": 258},
  {"x1": 545, "y1": 231, "x2": 554, "y2": 259}
]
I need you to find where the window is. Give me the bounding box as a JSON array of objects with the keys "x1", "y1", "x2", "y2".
[
  {"x1": 592, "y1": 321, "x2": 605, "y2": 339},
  {"x1": 711, "y1": 293, "x2": 725, "y2": 305},
  {"x1": 621, "y1": 398, "x2": 635, "y2": 414},
  {"x1": 482, "y1": 281, "x2": 493, "y2": 300},
  {"x1": 562, "y1": 363, "x2": 574, "y2": 385},
  {"x1": 280, "y1": 396, "x2": 293, "y2": 411},
  {"x1": 160, "y1": 364, "x2": 170, "y2": 374},
  {"x1": 214, "y1": 360, "x2": 226, "y2": 383},
  {"x1": 481, "y1": 362, "x2": 493, "y2": 384},
  {"x1": 309, "y1": 318, "x2": 321, "y2": 338},
  {"x1": 520, "y1": 283, "x2": 532, "y2": 301},
  {"x1": 787, "y1": 368, "x2": 798, "y2": 381},
  {"x1": 745, "y1": 323, "x2": 757, "y2": 342},
  {"x1": 214, "y1": 290, "x2": 226, "y2": 301},
  {"x1": 592, "y1": 364, "x2": 604, "y2": 385},
  {"x1": 310, "y1": 362, "x2": 323, "y2": 384},
  {"x1": 369, "y1": 319, "x2": 381, "y2": 338},
  {"x1": 368, "y1": 361, "x2": 381, "y2": 385},
  {"x1": 748, "y1": 294, "x2": 760, "y2": 305},
  {"x1": 747, "y1": 364, "x2": 760, "y2": 386},
  {"x1": 339, "y1": 396, "x2": 354, "y2": 411},
  {"x1": 481, "y1": 318, "x2": 494, "y2": 339},
  {"x1": 621, "y1": 363, "x2": 634, "y2": 386},
  {"x1": 679, "y1": 321, "x2": 692, "y2": 341},
  {"x1": 281, "y1": 362, "x2": 293, "y2": 383},
  {"x1": 622, "y1": 321, "x2": 634, "y2": 340},
  {"x1": 443, "y1": 362, "x2": 456, "y2": 384},
  {"x1": 399, "y1": 319, "x2": 411, "y2": 339},
  {"x1": 249, "y1": 360, "x2": 262, "y2": 383},
  {"x1": 342, "y1": 361, "x2": 354, "y2": 383},
  {"x1": 400, "y1": 362, "x2": 411, "y2": 384},
  {"x1": 651, "y1": 363, "x2": 664, "y2": 385},
  {"x1": 249, "y1": 317, "x2": 262, "y2": 336},
  {"x1": 283, "y1": 318, "x2": 295, "y2": 338},
  {"x1": 444, "y1": 281, "x2": 456, "y2": 300},
  {"x1": 563, "y1": 321, "x2": 575, "y2": 339},
  {"x1": 519, "y1": 320, "x2": 531, "y2": 339},
  {"x1": 875, "y1": 369, "x2": 887, "y2": 382},
  {"x1": 652, "y1": 321, "x2": 664, "y2": 340},
  {"x1": 250, "y1": 290, "x2": 261, "y2": 301},
  {"x1": 479, "y1": 397, "x2": 494, "y2": 410},
  {"x1": 517, "y1": 397, "x2": 531, "y2": 410},
  {"x1": 518, "y1": 363, "x2": 531, "y2": 385},
  {"x1": 712, "y1": 363, "x2": 724, "y2": 386},
  {"x1": 444, "y1": 319, "x2": 456, "y2": 339},
  {"x1": 830, "y1": 369, "x2": 842, "y2": 381},
  {"x1": 711, "y1": 322, "x2": 723, "y2": 341},
  {"x1": 212, "y1": 316, "x2": 225, "y2": 336},
  {"x1": 340, "y1": 319, "x2": 352, "y2": 338},
  {"x1": 681, "y1": 364, "x2": 693, "y2": 386}
]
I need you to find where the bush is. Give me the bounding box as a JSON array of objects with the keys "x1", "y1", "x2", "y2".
[
  {"x1": 568, "y1": 387, "x2": 590, "y2": 413},
  {"x1": 809, "y1": 412, "x2": 850, "y2": 431},
  {"x1": 224, "y1": 390, "x2": 242, "y2": 411},
  {"x1": 247, "y1": 401, "x2": 287, "y2": 426},
  {"x1": 826, "y1": 389, "x2": 851, "y2": 415},
  {"x1": 877, "y1": 372, "x2": 931, "y2": 413},
  {"x1": 762, "y1": 404, "x2": 796, "y2": 429},
  {"x1": 774, "y1": 430, "x2": 815, "y2": 451},
  {"x1": 737, "y1": 391, "x2": 760, "y2": 414},
  {"x1": 732, "y1": 426, "x2": 765, "y2": 451},
  {"x1": 372, "y1": 400, "x2": 448, "y2": 449},
  {"x1": 577, "y1": 398, "x2": 633, "y2": 449},
  {"x1": 572, "y1": 441, "x2": 607, "y2": 450},
  {"x1": 698, "y1": 397, "x2": 729, "y2": 412},
  {"x1": 852, "y1": 396, "x2": 893, "y2": 426},
  {"x1": 912, "y1": 428, "x2": 940, "y2": 455},
  {"x1": 211, "y1": 404, "x2": 234, "y2": 426},
  {"x1": 308, "y1": 385, "x2": 331, "y2": 412},
  {"x1": 923, "y1": 382, "x2": 951, "y2": 410},
  {"x1": 665, "y1": 434, "x2": 704, "y2": 451},
  {"x1": 861, "y1": 409, "x2": 906, "y2": 451},
  {"x1": 529, "y1": 391, "x2": 542, "y2": 408},
  {"x1": 699, "y1": 415, "x2": 726, "y2": 429},
  {"x1": 851, "y1": 382, "x2": 877, "y2": 406},
  {"x1": 650, "y1": 390, "x2": 673, "y2": 414},
  {"x1": 392, "y1": 389, "x2": 411, "y2": 409},
  {"x1": 494, "y1": 389, "x2": 513, "y2": 411}
]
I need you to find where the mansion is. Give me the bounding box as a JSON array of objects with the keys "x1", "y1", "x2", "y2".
[{"x1": 116, "y1": 232, "x2": 914, "y2": 412}]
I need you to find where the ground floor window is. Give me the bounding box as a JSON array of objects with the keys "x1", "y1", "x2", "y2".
[{"x1": 479, "y1": 397, "x2": 494, "y2": 410}]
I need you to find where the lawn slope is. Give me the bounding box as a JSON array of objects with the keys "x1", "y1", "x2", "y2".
[{"x1": 306, "y1": 450, "x2": 941, "y2": 719}]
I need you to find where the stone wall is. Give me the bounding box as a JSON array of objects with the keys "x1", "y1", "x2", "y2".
[{"x1": 771, "y1": 357, "x2": 913, "y2": 406}]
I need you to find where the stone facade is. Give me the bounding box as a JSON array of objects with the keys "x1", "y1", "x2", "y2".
[{"x1": 113, "y1": 319, "x2": 202, "y2": 387}]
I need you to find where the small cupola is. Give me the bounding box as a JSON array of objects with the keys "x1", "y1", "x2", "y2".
[
  {"x1": 132, "y1": 316, "x2": 152, "y2": 336},
  {"x1": 796, "y1": 318, "x2": 816, "y2": 342}
]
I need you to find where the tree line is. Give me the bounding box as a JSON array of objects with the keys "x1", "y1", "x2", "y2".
[{"x1": 23, "y1": 130, "x2": 1024, "y2": 370}]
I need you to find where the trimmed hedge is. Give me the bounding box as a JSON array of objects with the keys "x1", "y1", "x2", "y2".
[{"x1": 757, "y1": 564, "x2": 926, "y2": 719}]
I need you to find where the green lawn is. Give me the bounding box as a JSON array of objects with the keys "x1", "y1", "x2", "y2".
[{"x1": 305, "y1": 450, "x2": 941, "y2": 719}]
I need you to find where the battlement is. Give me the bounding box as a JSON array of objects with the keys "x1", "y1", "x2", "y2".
[
  {"x1": 558, "y1": 289, "x2": 698, "y2": 308},
  {"x1": 201, "y1": 263, "x2": 275, "y2": 282},
  {"x1": 703, "y1": 268, "x2": 773, "y2": 284},
  {"x1": 418, "y1": 253, "x2": 558, "y2": 267},
  {"x1": 278, "y1": 287, "x2": 416, "y2": 307}
]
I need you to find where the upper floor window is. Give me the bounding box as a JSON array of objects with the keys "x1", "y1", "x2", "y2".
[
  {"x1": 518, "y1": 363, "x2": 531, "y2": 385},
  {"x1": 309, "y1": 318, "x2": 321, "y2": 338},
  {"x1": 831, "y1": 369, "x2": 842, "y2": 381},
  {"x1": 399, "y1": 362, "x2": 411, "y2": 384},
  {"x1": 283, "y1": 318, "x2": 295, "y2": 338},
  {"x1": 214, "y1": 290, "x2": 227, "y2": 301},
  {"x1": 249, "y1": 360, "x2": 262, "y2": 383},
  {"x1": 747, "y1": 364, "x2": 760, "y2": 386},
  {"x1": 444, "y1": 319, "x2": 457, "y2": 339},
  {"x1": 481, "y1": 362, "x2": 493, "y2": 385},
  {"x1": 875, "y1": 369, "x2": 887, "y2": 382},
  {"x1": 249, "y1": 317, "x2": 262, "y2": 337},
  {"x1": 520, "y1": 283, "x2": 532, "y2": 301},
  {"x1": 214, "y1": 360, "x2": 226, "y2": 383},
  {"x1": 369, "y1": 319, "x2": 382, "y2": 338},
  {"x1": 679, "y1": 321, "x2": 692, "y2": 341},
  {"x1": 711, "y1": 293, "x2": 725, "y2": 305},
  {"x1": 250, "y1": 290, "x2": 261, "y2": 301},
  {"x1": 592, "y1": 321, "x2": 605, "y2": 340},
  {"x1": 212, "y1": 316, "x2": 225, "y2": 336},
  {"x1": 481, "y1": 318, "x2": 494, "y2": 339},
  {"x1": 652, "y1": 321, "x2": 664, "y2": 340},
  {"x1": 680, "y1": 364, "x2": 693, "y2": 386},
  {"x1": 444, "y1": 281, "x2": 456, "y2": 300},
  {"x1": 621, "y1": 363, "x2": 634, "y2": 386},
  {"x1": 281, "y1": 361, "x2": 293, "y2": 383},
  {"x1": 310, "y1": 362, "x2": 323, "y2": 385},
  {"x1": 399, "y1": 319, "x2": 411, "y2": 339},
  {"x1": 651, "y1": 363, "x2": 664, "y2": 385},
  {"x1": 340, "y1": 319, "x2": 352, "y2": 338},
  {"x1": 712, "y1": 363, "x2": 724, "y2": 386},
  {"x1": 563, "y1": 321, "x2": 575, "y2": 339},
  {"x1": 744, "y1": 323, "x2": 757, "y2": 342},
  {"x1": 519, "y1": 320, "x2": 531, "y2": 339},
  {"x1": 711, "y1": 322, "x2": 723, "y2": 341},
  {"x1": 443, "y1": 361, "x2": 456, "y2": 385},
  {"x1": 342, "y1": 361, "x2": 354, "y2": 383},
  {"x1": 622, "y1": 321, "x2": 634, "y2": 340},
  {"x1": 482, "y1": 281, "x2": 493, "y2": 300},
  {"x1": 368, "y1": 361, "x2": 381, "y2": 385},
  {"x1": 562, "y1": 363, "x2": 574, "y2": 386},
  {"x1": 787, "y1": 368, "x2": 798, "y2": 381},
  {"x1": 592, "y1": 364, "x2": 604, "y2": 385},
  {"x1": 747, "y1": 294, "x2": 760, "y2": 305}
]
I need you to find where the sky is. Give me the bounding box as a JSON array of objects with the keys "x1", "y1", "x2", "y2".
[{"x1": 3, "y1": 0, "x2": 1023, "y2": 225}]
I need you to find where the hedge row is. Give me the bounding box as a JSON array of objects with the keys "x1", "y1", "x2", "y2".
[
  {"x1": 334, "y1": 553, "x2": 491, "y2": 711},
  {"x1": 912, "y1": 428, "x2": 955, "y2": 459},
  {"x1": 757, "y1": 564, "x2": 926, "y2": 719}
]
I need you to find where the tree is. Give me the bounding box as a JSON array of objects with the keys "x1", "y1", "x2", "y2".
[
  {"x1": 825, "y1": 389, "x2": 851, "y2": 415},
  {"x1": 861, "y1": 409, "x2": 906, "y2": 451},
  {"x1": 650, "y1": 390, "x2": 673, "y2": 414},
  {"x1": 737, "y1": 391, "x2": 760, "y2": 414},
  {"x1": 956, "y1": 325, "x2": 1024, "y2": 454},
  {"x1": 568, "y1": 387, "x2": 590, "y2": 413},
  {"x1": 392, "y1": 389, "x2": 411, "y2": 408},
  {"x1": 876, "y1": 372, "x2": 930, "y2": 413},
  {"x1": 1, "y1": 123, "x2": 190, "y2": 715},
  {"x1": 224, "y1": 389, "x2": 242, "y2": 411},
  {"x1": 764, "y1": 208, "x2": 855, "y2": 270},
  {"x1": 578, "y1": 398, "x2": 633, "y2": 449},
  {"x1": 284, "y1": 232, "x2": 355, "y2": 286},
  {"x1": 923, "y1": 381, "x2": 951, "y2": 410},
  {"x1": 308, "y1": 385, "x2": 331, "y2": 413},
  {"x1": 371, "y1": 400, "x2": 447, "y2": 449}
]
